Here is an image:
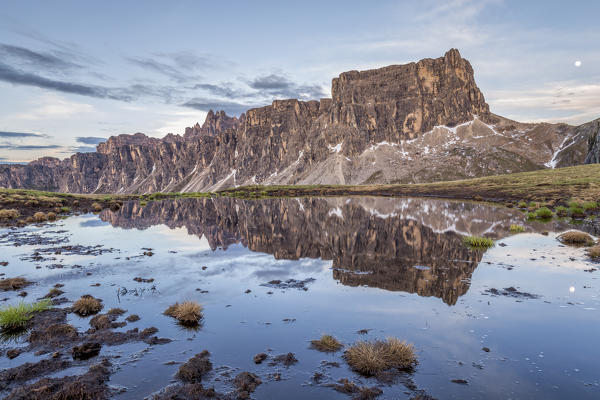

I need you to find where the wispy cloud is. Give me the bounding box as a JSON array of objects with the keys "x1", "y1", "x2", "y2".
[
  {"x1": 182, "y1": 98, "x2": 258, "y2": 115},
  {"x1": 0, "y1": 43, "x2": 83, "y2": 72},
  {"x1": 0, "y1": 130, "x2": 49, "y2": 138},
  {"x1": 75, "y1": 136, "x2": 105, "y2": 145},
  {"x1": 0, "y1": 143, "x2": 61, "y2": 150}
]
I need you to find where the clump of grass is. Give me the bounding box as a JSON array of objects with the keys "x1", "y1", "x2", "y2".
[
  {"x1": 0, "y1": 299, "x2": 52, "y2": 331},
  {"x1": 107, "y1": 307, "x2": 126, "y2": 316},
  {"x1": 91, "y1": 202, "x2": 103, "y2": 212},
  {"x1": 517, "y1": 201, "x2": 528, "y2": 208},
  {"x1": 60, "y1": 206, "x2": 71, "y2": 213},
  {"x1": 33, "y1": 212, "x2": 47, "y2": 222},
  {"x1": 311, "y1": 334, "x2": 343, "y2": 352},
  {"x1": 509, "y1": 224, "x2": 525, "y2": 233},
  {"x1": 164, "y1": 301, "x2": 203, "y2": 326},
  {"x1": 0, "y1": 277, "x2": 30, "y2": 291},
  {"x1": 569, "y1": 206, "x2": 586, "y2": 219},
  {"x1": 139, "y1": 201, "x2": 148, "y2": 207},
  {"x1": 586, "y1": 245, "x2": 600, "y2": 259},
  {"x1": 463, "y1": 236, "x2": 494, "y2": 249},
  {"x1": 344, "y1": 338, "x2": 417, "y2": 376},
  {"x1": 583, "y1": 201, "x2": 598, "y2": 211},
  {"x1": 558, "y1": 230, "x2": 595, "y2": 246},
  {"x1": 72, "y1": 295, "x2": 103, "y2": 316},
  {"x1": 534, "y1": 207, "x2": 553, "y2": 219},
  {"x1": 46, "y1": 212, "x2": 57, "y2": 221},
  {"x1": 555, "y1": 206, "x2": 569, "y2": 217},
  {"x1": 568, "y1": 200, "x2": 582, "y2": 209},
  {"x1": 0, "y1": 209, "x2": 19, "y2": 220}
]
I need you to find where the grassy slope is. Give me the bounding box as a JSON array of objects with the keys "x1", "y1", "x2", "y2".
[
  {"x1": 218, "y1": 164, "x2": 600, "y2": 204},
  {"x1": 1, "y1": 165, "x2": 599, "y2": 209}
]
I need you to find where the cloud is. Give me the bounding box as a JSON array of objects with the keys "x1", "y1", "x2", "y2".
[
  {"x1": 0, "y1": 143, "x2": 61, "y2": 150},
  {"x1": 487, "y1": 81, "x2": 600, "y2": 124},
  {"x1": 11, "y1": 93, "x2": 95, "y2": 121},
  {"x1": 0, "y1": 61, "x2": 133, "y2": 100},
  {"x1": 0, "y1": 130, "x2": 48, "y2": 138},
  {"x1": 182, "y1": 98, "x2": 258, "y2": 115},
  {"x1": 76, "y1": 136, "x2": 105, "y2": 145},
  {"x1": 127, "y1": 56, "x2": 194, "y2": 82},
  {"x1": 248, "y1": 73, "x2": 327, "y2": 99},
  {"x1": 0, "y1": 43, "x2": 83, "y2": 72},
  {"x1": 191, "y1": 83, "x2": 243, "y2": 98}
]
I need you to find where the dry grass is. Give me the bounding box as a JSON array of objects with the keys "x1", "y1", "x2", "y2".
[
  {"x1": 165, "y1": 301, "x2": 203, "y2": 325},
  {"x1": 72, "y1": 295, "x2": 103, "y2": 316},
  {"x1": 33, "y1": 212, "x2": 47, "y2": 222},
  {"x1": 0, "y1": 209, "x2": 19, "y2": 219},
  {"x1": 558, "y1": 230, "x2": 595, "y2": 246},
  {"x1": 91, "y1": 202, "x2": 103, "y2": 212},
  {"x1": 46, "y1": 212, "x2": 57, "y2": 221},
  {"x1": 0, "y1": 277, "x2": 30, "y2": 291},
  {"x1": 311, "y1": 334, "x2": 343, "y2": 352},
  {"x1": 586, "y1": 245, "x2": 600, "y2": 259},
  {"x1": 344, "y1": 337, "x2": 417, "y2": 376}
]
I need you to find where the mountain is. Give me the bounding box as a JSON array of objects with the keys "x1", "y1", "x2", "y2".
[{"x1": 1, "y1": 49, "x2": 598, "y2": 193}]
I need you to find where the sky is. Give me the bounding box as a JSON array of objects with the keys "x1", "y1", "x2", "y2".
[{"x1": 0, "y1": 0, "x2": 598, "y2": 162}]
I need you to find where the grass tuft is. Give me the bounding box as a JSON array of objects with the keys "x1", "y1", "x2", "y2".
[
  {"x1": 0, "y1": 209, "x2": 19, "y2": 219},
  {"x1": 72, "y1": 295, "x2": 103, "y2": 316},
  {"x1": 509, "y1": 224, "x2": 525, "y2": 233},
  {"x1": 311, "y1": 334, "x2": 343, "y2": 352},
  {"x1": 534, "y1": 207, "x2": 553, "y2": 219},
  {"x1": 463, "y1": 236, "x2": 495, "y2": 249},
  {"x1": 344, "y1": 337, "x2": 417, "y2": 376},
  {"x1": 0, "y1": 299, "x2": 52, "y2": 331},
  {"x1": 91, "y1": 202, "x2": 103, "y2": 212},
  {"x1": 165, "y1": 301, "x2": 203, "y2": 326},
  {"x1": 0, "y1": 277, "x2": 30, "y2": 291},
  {"x1": 558, "y1": 230, "x2": 595, "y2": 246},
  {"x1": 586, "y1": 245, "x2": 600, "y2": 259},
  {"x1": 33, "y1": 212, "x2": 47, "y2": 222}
]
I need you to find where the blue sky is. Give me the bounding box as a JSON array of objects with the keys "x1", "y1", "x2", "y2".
[{"x1": 0, "y1": 0, "x2": 598, "y2": 162}]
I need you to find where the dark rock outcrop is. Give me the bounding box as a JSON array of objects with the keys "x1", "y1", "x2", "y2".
[{"x1": 0, "y1": 49, "x2": 597, "y2": 193}]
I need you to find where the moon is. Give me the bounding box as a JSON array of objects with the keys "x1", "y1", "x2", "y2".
[{"x1": 574, "y1": 60, "x2": 582, "y2": 67}]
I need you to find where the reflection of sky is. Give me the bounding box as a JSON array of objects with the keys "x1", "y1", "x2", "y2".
[{"x1": 0, "y1": 212, "x2": 599, "y2": 399}]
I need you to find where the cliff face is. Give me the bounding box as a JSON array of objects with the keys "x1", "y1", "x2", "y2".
[{"x1": 1, "y1": 49, "x2": 598, "y2": 193}]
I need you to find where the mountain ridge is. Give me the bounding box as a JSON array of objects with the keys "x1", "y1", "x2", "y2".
[{"x1": 1, "y1": 49, "x2": 598, "y2": 193}]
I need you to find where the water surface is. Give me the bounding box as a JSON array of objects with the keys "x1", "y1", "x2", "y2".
[{"x1": 1, "y1": 197, "x2": 599, "y2": 399}]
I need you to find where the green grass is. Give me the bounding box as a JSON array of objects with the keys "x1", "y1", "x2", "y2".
[
  {"x1": 463, "y1": 236, "x2": 495, "y2": 249},
  {"x1": 534, "y1": 207, "x2": 553, "y2": 219},
  {"x1": 517, "y1": 201, "x2": 528, "y2": 208},
  {"x1": 555, "y1": 205, "x2": 569, "y2": 217},
  {"x1": 583, "y1": 201, "x2": 598, "y2": 211},
  {"x1": 509, "y1": 224, "x2": 525, "y2": 233},
  {"x1": 0, "y1": 299, "x2": 52, "y2": 331}
]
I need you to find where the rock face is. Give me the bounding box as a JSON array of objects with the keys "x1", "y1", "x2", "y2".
[{"x1": 0, "y1": 49, "x2": 598, "y2": 193}]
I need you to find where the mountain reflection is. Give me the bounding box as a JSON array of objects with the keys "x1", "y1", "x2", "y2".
[{"x1": 100, "y1": 197, "x2": 530, "y2": 305}]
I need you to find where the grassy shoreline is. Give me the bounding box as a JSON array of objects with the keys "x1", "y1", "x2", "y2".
[{"x1": 1, "y1": 164, "x2": 599, "y2": 226}]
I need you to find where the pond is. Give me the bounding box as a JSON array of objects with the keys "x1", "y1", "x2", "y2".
[{"x1": 0, "y1": 197, "x2": 599, "y2": 399}]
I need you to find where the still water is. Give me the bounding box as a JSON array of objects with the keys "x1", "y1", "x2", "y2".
[{"x1": 0, "y1": 197, "x2": 599, "y2": 399}]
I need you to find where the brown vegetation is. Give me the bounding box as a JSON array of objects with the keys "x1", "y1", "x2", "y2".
[
  {"x1": 72, "y1": 295, "x2": 103, "y2": 316},
  {"x1": 164, "y1": 301, "x2": 203, "y2": 326},
  {"x1": 557, "y1": 230, "x2": 596, "y2": 246},
  {"x1": 344, "y1": 338, "x2": 417, "y2": 376},
  {"x1": 0, "y1": 209, "x2": 19, "y2": 219},
  {"x1": 0, "y1": 277, "x2": 30, "y2": 291},
  {"x1": 177, "y1": 350, "x2": 212, "y2": 383},
  {"x1": 311, "y1": 334, "x2": 343, "y2": 352}
]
